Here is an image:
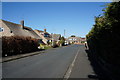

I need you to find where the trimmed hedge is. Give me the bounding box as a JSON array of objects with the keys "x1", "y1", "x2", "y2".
[
  {"x1": 86, "y1": 2, "x2": 120, "y2": 65},
  {"x1": 2, "y1": 36, "x2": 39, "y2": 57}
]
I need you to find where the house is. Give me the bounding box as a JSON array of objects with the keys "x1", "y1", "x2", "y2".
[
  {"x1": 0, "y1": 20, "x2": 42, "y2": 40},
  {"x1": 81, "y1": 37, "x2": 86, "y2": 43},
  {"x1": 34, "y1": 29, "x2": 51, "y2": 44},
  {"x1": 67, "y1": 36, "x2": 81, "y2": 44},
  {"x1": 51, "y1": 33, "x2": 61, "y2": 41}
]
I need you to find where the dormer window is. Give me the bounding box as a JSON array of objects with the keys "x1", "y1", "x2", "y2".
[
  {"x1": 44, "y1": 34, "x2": 49, "y2": 37},
  {"x1": 0, "y1": 27, "x2": 4, "y2": 32}
]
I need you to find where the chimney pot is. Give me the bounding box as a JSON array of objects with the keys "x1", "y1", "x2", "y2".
[
  {"x1": 44, "y1": 29, "x2": 46, "y2": 33},
  {"x1": 20, "y1": 20, "x2": 24, "y2": 29}
]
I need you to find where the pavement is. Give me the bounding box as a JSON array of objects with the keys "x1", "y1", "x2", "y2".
[
  {"x1": 2, "y1": 44, "x2": 95, "y2": 79},
  {"x1": 1, "y1": 50, "x2": 47, "y2": 63},
  {"x1": 69, "y1": 45, "x2": 95, "y2": 78},
  {"x1": 1, "y1": 47, "x2": 60, "y2": 63}
]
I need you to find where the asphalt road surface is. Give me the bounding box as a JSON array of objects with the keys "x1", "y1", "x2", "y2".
[{"x1": 2, "y1": 44, "x2": 94, "y2": 78}]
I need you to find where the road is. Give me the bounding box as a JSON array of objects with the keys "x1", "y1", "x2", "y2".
[{"x1": 2, "y1": 44, "x2": 94, "y2": 78}]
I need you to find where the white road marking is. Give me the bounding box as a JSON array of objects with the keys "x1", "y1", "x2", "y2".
[{"x1": 63, "y1": 47, "x2": 80, "y2": 80}]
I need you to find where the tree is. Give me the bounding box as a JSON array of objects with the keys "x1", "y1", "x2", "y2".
[
  {"x1": 58, "y1": 36, "x2": 65, "y2": 46},
  {"x1": 71, "y1": 35, "x2": 76, "y2": 37}
]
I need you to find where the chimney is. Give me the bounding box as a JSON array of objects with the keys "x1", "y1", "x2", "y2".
[
  {"x1": 44, "y1": 29, "x2": 46, "y2": 33},
  {"x1": 20, "y1": 20, "x2": 24, "y2": 29}
]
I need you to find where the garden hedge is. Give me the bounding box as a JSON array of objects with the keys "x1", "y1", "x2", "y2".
[
  {"x1": 86, "y1": 2, "x2": 120, "y2": 66},
  {"x1": 2, "y1": 36, "x2": 39, "y2": 57}
]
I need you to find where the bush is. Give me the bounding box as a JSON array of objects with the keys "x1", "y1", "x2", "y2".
[
  {"x1": 39, "y1": 44, "x2": 51, "y2": 49},
  {"x1": 51, "y1": 41, "x2": 58, "y2": 48},
  {"x1": 2, "y1": 36, "x2": 39, "y2": 57},
  {"x1": 57, "y1": 40, "x2": 64, "y2": 47},
  {"x1": 58, "y1": 36, "x2": 65, "y2": 46}
]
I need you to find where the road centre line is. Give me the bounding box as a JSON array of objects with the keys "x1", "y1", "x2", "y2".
[{"x1": 63, "y1": 47, "x2": 80, "y2": 80}]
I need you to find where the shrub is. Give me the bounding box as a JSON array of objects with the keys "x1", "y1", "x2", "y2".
[
  {"x1": 51, "y1": 41, "x2": 58, "y2": 48},
  {"x1": 39, "y1": 44, "x2": 51, "y2": 49},
  {"x1": 58, "y1": 36, "x2": 65, "y2": 46},
  {"x1": 57, "y1": 40, "x2": 65, "y2": 46},
  {"x1": 2, "y1": 36, "x2": 39, "y2": 57}
]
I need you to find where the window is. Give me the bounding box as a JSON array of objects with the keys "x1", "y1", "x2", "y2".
[
  {"x1": 40, "y1": 32, "x2": 43, "y2": 35},
  {"x1": 44, "y1": 34, "x2": 49, "y2": 37},
  {"x1": 10, "y1": 31, "x2": 13, "y2": 33},
  {"x1": 0, "y1": 27, "x2": 4, "y2": 32}
]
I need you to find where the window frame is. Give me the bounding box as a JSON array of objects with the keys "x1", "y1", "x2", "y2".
[{"x1": 0, "y1": 27, "x2": 4, "y2": 32}]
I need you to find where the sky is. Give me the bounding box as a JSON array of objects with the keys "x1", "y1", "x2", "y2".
[{"x1": 2, "y1": 2, "x2": 110, "y2": 37}]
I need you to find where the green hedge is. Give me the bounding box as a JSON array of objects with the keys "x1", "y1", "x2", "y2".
[
  {"x1": 86, "y1": 2, "x2": 120, "y2": 65},
  {"x1": 2, "y1": 36, "x2": 39, "y2": 57}
]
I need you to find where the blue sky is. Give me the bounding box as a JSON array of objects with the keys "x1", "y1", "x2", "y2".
[{"x1": 2, "y1": 2, "x2": 110, "y2": 37}]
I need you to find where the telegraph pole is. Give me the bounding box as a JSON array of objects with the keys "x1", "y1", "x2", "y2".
[
  {"x1": 64, "y1": 29, "x2": 65, "y2": 38},
  {"x1": 51, "y1": 33, "x2": 54, "y2": 47}
]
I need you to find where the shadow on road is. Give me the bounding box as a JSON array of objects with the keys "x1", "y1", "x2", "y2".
[{"x1": 85, "y1": 50, "x2": 112, "y2": 80}]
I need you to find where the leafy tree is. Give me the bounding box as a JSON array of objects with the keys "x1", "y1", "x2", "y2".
[
  {"x1": 71, "y1": 35, "x2": 76, "y2": 37},
  {"x1": 58, "y1": 36, "x2": 65, "y2": 46}
]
